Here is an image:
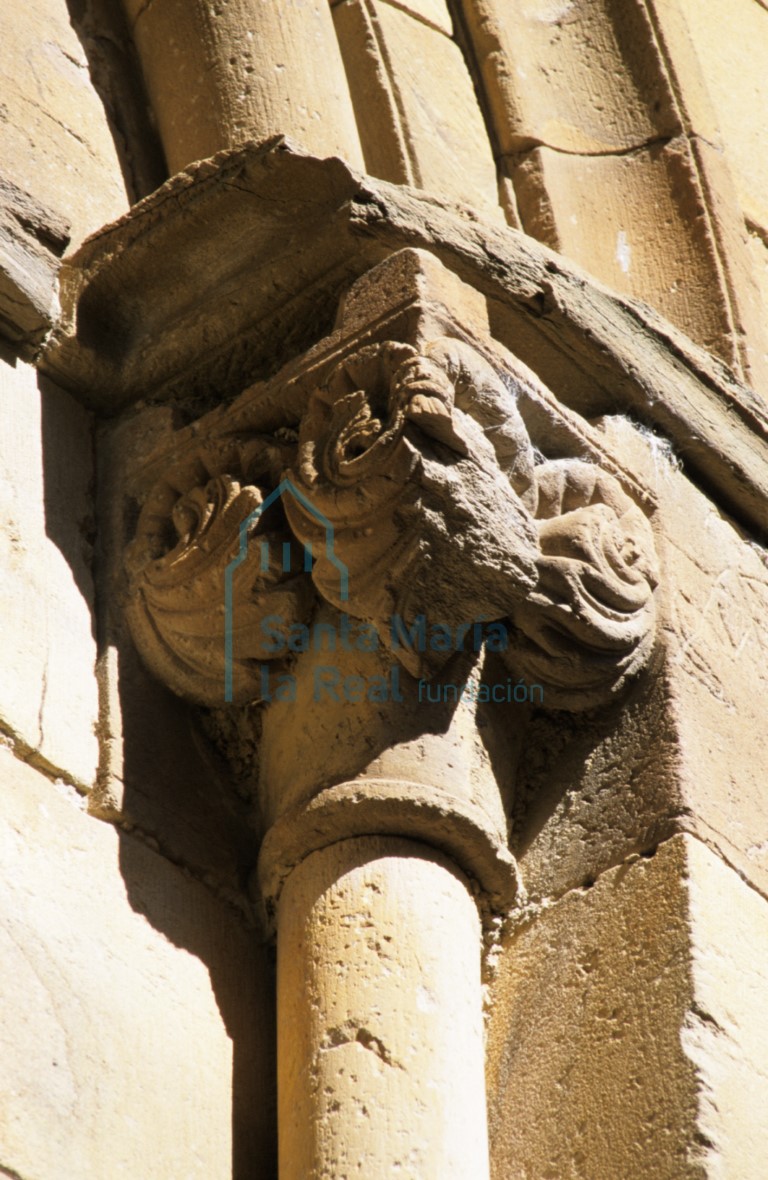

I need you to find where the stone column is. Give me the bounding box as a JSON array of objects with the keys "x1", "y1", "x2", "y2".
[
  {"x1": 255, "y1": 625, "x2": 516, "y2": 1178},
  {"x1": 278, "y1": 836, "x2": 490, "y2": 1180},
  {"x1": 117, "y1": 243, "x2": 660, "y2": 1178},
  {"x1": 121, "y1": 0, "x2": 364, "y2": 173}
]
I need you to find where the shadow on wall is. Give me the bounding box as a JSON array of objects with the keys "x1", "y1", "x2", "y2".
[
  {"x1": 118, "y1": 823, "x2": 278, "y2": 1179},
  {"x1": 115, "y1": 639, "x2": 278, "y2": 1178},
  {"x1": 64, "y1": 0, "x2": 167, "y2": 204},
  {"x1": 37, "y1": 370, "x2": 278, "y2": 1171},
  {"x1": 38, "y1": 372, "x2": 97, "y2": 616}
]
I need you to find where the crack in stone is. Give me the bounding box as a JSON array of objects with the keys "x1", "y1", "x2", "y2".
[
  {"x1": 500, "y1": 133, "x2": 675, "y2": 162},
  {"x1": 37, "y1": 652, "x2": 48, "y2": 750},
  {"x1": 375, "y1": 0, "x2": 452, "y2": 38},
  {"x1": 0, "y1": 722, "x2": 87, "y2": 795}
]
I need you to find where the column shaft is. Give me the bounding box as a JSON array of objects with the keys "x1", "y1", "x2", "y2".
[
  {"x1": 277, "y1": 836, "x2": 491, "y2": 1180},
  {"x1": 122, "y1": 0, "x2": 364, "y2": 173}
]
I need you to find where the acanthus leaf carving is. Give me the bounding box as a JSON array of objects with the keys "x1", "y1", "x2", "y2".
[{"x1": 504, "y1": 458, "x2": 659, "y2": 710}]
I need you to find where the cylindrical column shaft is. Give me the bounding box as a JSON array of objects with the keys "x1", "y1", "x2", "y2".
[
  {"x1": 122, "y1": 0, "x2": 364, "y2": 174},
  {"x1": 277, "y1": 836, "x2": 491, "y2": 1180}
]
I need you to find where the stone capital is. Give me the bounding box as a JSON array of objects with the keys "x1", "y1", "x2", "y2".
[{"x1": 119, "y1": 245, "x2": 662, "y2": 915}]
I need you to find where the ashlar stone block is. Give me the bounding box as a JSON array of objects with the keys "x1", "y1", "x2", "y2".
[
  {"x1": 0, "y1": 359, "x2": 99, "y2": 787},
  {"x1": 0, "y1": 746, "x2": 276, "y2": 1180}
]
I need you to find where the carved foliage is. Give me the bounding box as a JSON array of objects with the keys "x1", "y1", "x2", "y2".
[
  {"x1": 505, "y1": 459, "x2": 659, "y2": 709},
  {"x1": 285, "y1": 339, "x2": 540, "y2": 676},
  {"x1": 124, "y1": 337, "x2": 660, "y2": 710},
  {"x1": 124, "y1": 435, "x2": 313, "y2": 706}
]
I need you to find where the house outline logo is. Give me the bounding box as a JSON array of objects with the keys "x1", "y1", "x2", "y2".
[{"x1": 224, "y1": 477, "x2": 349, "y2": 702}]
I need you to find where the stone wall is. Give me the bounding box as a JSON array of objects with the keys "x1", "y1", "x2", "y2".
[
  {"x1": 0, "y1": 347, "x2": 277, "y2": 1177},
  {"x1": 1, "y1": 2, "x2": 767, "y2": 1178},
  {"x1": 0, "y1": 747, "x2": 276, "y2": 1180},
  {"x1": 0, "y1": 5, "x2": 277, "y2": 1177}
]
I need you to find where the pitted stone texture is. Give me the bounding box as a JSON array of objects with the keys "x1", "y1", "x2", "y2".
[
  {"x1": 124, "y1": 0, "x2": 364, "y2": 174},
  {"x1": 278, "y1": 836, "x2": 489, "y2": 1180},
  {"x1": 0, "y1": 747, "x2": 275, "y2": 1180},
  {"x1": 486, "y1": 834, "x2": 768, "y2": 1180},
  {"x1": 0, "y1": 360, "x2": 98, "y2": 787}
]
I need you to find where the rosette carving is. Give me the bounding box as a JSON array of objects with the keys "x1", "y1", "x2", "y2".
[{"x1": 124, "y1": 435, "x2": 314, "y2": 705}]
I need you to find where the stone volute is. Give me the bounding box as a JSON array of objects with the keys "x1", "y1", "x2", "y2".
[{"x1": 119, "y1": 245, "x2": 660, "y2": 1178}]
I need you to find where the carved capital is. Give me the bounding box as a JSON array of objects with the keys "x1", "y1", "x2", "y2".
[
  {"x1": 119, "y1": 247, "x2": 663, "y2": 914},
  {"x1": 284, "y1": 337, "x2": 540, "y2": 677},
  {"x1": 283, "y1": 334, "x2": 659, "y2": 705},
  {"x1": 124, "y1": 309, "x2": 659, "y2": 715}
]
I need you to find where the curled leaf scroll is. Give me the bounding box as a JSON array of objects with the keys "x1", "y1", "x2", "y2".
[
  {"x1": 124, "y1": 337, "x2": 659, "y2": 710},
  {"x1": 504, "y1": 459, "x2": 659, "y2": 709},
  {"x1": 124, "y1": 435, "x2": 312, "y2": 706}
]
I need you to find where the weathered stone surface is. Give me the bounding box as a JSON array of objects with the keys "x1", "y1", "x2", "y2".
[
  {"x1": 255, "y1": 614, "x2": 519, "y2": 916},
  {"x1": 457, "y1": 0, "x2": 768, "y2": 391},
  {"x1": 89, "y1": 405, "x2": 263, "y2": 899},
  {"x1": 630, "y1": 0, "x2": 768, "y2": 385},
  {"x1": 123, "y1": 0, "x2": 364, "y2": 173},
  {"x1": 0, "y1": 0, "x2": 128, "y2": 249},
  {"x1": 510, "y1": 138, "x2": 744, "y2": 366},
  {"x1": 678, "y1": 0, "x2": 768, "y2": 239},
  {"x1": 388, "y1": 0, "x2": 453, "y2": 34},
  {"x1": 507, "y1": 411, "x2": 768, "y2": 903},
  {"x1": 487, "y1": 837, "x2": 698, "y2": 1179},
  {"x1": 462, "y1": 0, "x2": 676, "y2": 156},
  {"x1": 332, "y1": 0, "x2": 501, "y2": 218},
  {"x1": 0, "y1": 358, "x2": 98, "y2": 787},
  {"x1": 684, "y1": 838, "x2": 768, "y2": 1179},
  {"x1": 0, "y1": 176, "x2": 69, "y2": 353},
  {"x1": 115, "y1": 250, "x2": 665, "y2": 924},
  {"x1": 0, "y1": 747, "x2": 276, "y2": 1180},
  {"x1": 279, "y1": 836, "x2": 489, "y2": 1180},
  {"x1": 92, "y1": 637, "x2": 263, "y2": 904},
  {"x1": 3, "y1": 8, "x2": 768, "y2": 1180},
  {"x1": 746, "y1": 228, "x2": 768, "y2": 369},
  {"x1": 597, "y1": 414, "x2": 768, "y2": 897},
  {"x1": 486, "y1": 834, "x2": 768, "y2": 1180},
  {"x1": 660, "y1": 496, "x2": 768, "y2": 893},
  {"x1": 40, "y1": 143, "x2": 768, "y2": 543},
  {"x1": 509, "y1": 643, "x2": 679, "y2": 903},
  {"x1": 116, "y1": 248, "x2": 658, "y2": 706}
]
